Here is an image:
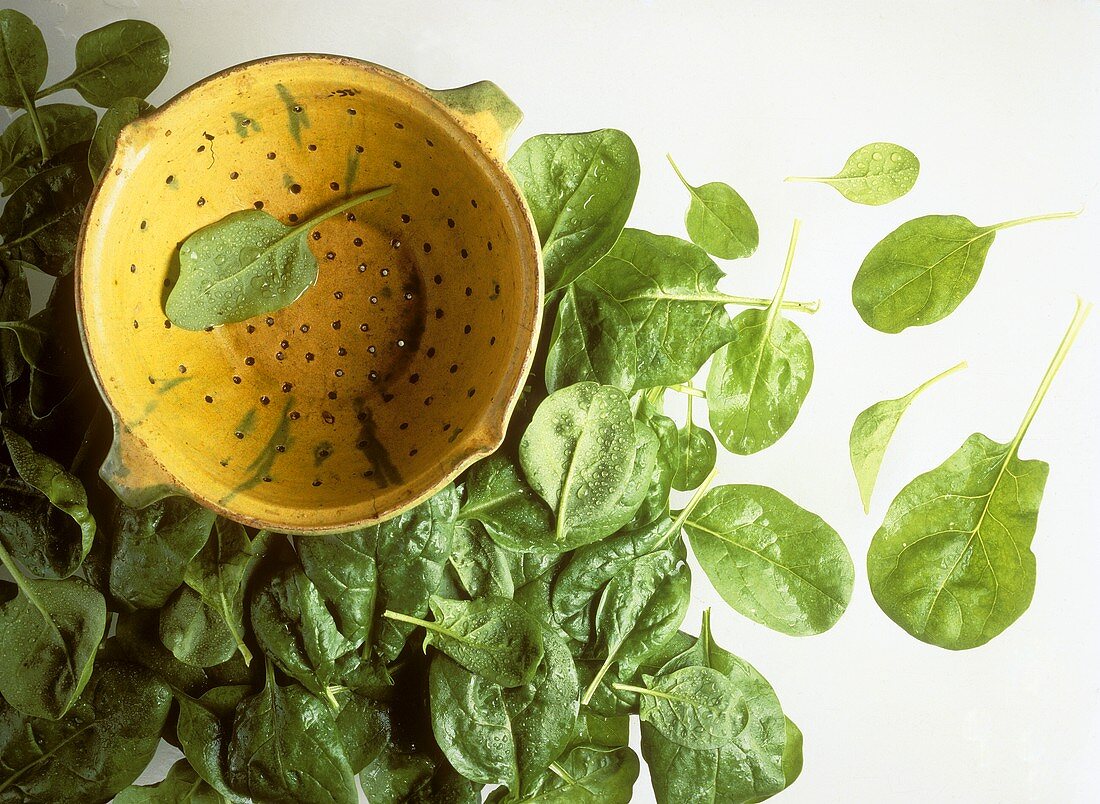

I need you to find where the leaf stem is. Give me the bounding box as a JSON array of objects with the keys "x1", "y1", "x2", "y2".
[
  {"x1": 700, "y1": 608, "x2": 713, "y2": 666},
  {"x1": 783, "y1": 175, "x2": 827, "y2": 183},
  {"x1": 991, "y1": 209, "x2": 1082, "y2": 232},
  {"x1": 661, "y1": 464, "x2": 719, "y2": 548},
  {"x1": 909, "y1": 360, "x2": 967, "y2": 399},
  {"x1": 692, "y1": 293, "x2": 820, "y2": 314},
  {"x1": 549, "y1": 762, "x2": 577, "y2": 786},
  {"x1": 766, "y1": 219, "x2": 802, "y2": 330},
  {"x1": 290, "y1": 185, "x2": 395, "y2": 240},
  {"x1": 669, "y1": 383, "x2": 706, "y2": 398},
  {"x1": 1008, "y1": 297, "x2": 1092, "y2": 456},
  {"x1": 581, "y1": 657, "x2": 614, "y2": 706},
  {"x1": 666, "y1": 154, "x2": 693, "y2": 192},
  {"x1": 20, "y1": 92, "x2": 48, "y2": 161},
  {"x1": 381, "y1": 609, "x2": 432, "y2": 629}
]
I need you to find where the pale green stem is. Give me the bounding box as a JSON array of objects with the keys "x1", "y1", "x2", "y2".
[
  {"x1": 907, "y1": 360, "x2": 967, "y2": 401},
  {"x1": 669, "y1": 383, "x2": 706, "y2": 398},
  {"x1": 700, "y1": 607, "x2": 713, "y2": 665},
  {"x1": 21, "y1": 95, "x2": 48, "y2": 161},
  {"x1": 549, "y1": 762, "x2": 577, "y2": 786},
  {"x1": 784, "y1": 175, "x2": 828, "y2": 183},
  {"x1": 660, "y1": 464, "x2": 719, "y2": 549},
  {"x1": 611, "y1": 682, "x2": 689, "y2": 704},
  {"x1": 0, "y1": 538, "x2": 54, "y2": 623},
  {"x1": 323, "y1": 685, "x2": 341, "y2": 711},
  {"x1": 766, "y1": 219, "x2": 802, "y2": 330},
  {"x1": 382, "y1": 609, "x2": 432, "y2": 629},
  {"x1": 581, "y1": 658, "x2": 614, "y2": 706},
  {"x1": 1008, "y1": 297, "x2": 1092, "y2": 456},
  {"x1": 666, "y1": 153, "x2": 693, "y2": 191},
  {"x1": 691, "y1": 292, "x2": 820, "y2": 314},
  {"x1": 990, "y1": 209, "x2": 1082, "y2": 232},
  {"x1": 292, "y1": 185, "x2": 394, "y2": 238}
]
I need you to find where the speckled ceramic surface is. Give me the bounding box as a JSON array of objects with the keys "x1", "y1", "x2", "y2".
[{"x1": 76, "y1": 54, "x2": 541, "y2": 534}]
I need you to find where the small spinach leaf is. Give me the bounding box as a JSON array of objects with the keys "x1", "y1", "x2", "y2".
[
  {"x1": 0, "y1": 9, "x2": 47, "y2": 109},
  {"x1": 667, "y1": 154, "x2": 758, "y2": 259},
  {"x1": 672, "y1": 393, "x2": 716, "y2": 491},
  {"x1": 113, "y1": 759, "x2": 225, "y2": 803},
  {"x1": 545, "y1": 279, "x2": 638, "y2": 393},
  {"x1": 708, "y1": 221, "x2": 813, "y2": 454},
  {"x1": 509, "y1": 129, "x2": 640, "y2": 292},
  {"x1": 867, "y1": 301, "x2": 1089, "y2": 649},
  {"x1": 786, "y1": 142, "x2": 919, "y2": 205},
  {"x1": 165, "y1": 185, "x2": 393, "y2": 330},
  {"x1": 625, "y1": 665, "x2": 741, "y2": 749},
  {"x1": 486, "y1": 744, "x2": 640, "y2": 804},
  {"x1": 684, "y1": 484, "x2": 854, "y2": 636},
  {"x1": 159, "y1": 584, "x2": 239, "y2": 669},
  {"x1": 850, "y1": 361, "x2": 966, "y2": 513},
  {"x1": 175, "y1": 685, "x2": 253, "y2": 804},
  {"x1": 36, "y1": 20, "x2": 169, "y2": 107},
  {"x1": 448, "y1": 518, "x2": 517, "y2": 600},
  {"x1": 852, "y1": 210, "x2": 1079, "y2": 332}
]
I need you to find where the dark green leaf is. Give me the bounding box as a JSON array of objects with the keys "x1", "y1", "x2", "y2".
[
  {"x1": 685, "y1": 484, "x2": 853, "y2": 636},
  {"x1": 175, "y1": 685, "x2": 253, "y2": 804},
  {"x1": 0, "y1": 162, "x2": 92, "y2": 276},
  {"x1": 786, "y1": 142, "x2": 919, "y2": 205},
  {"x1": 487, "y1": 744, "x2": 639, "y2": 803},
  {"x1": 634, "y1": 665, "x2": 741, "y2": 748},
  {"x1": 0, "y1": 661, "x2": 171, "y2": 803},
  {"x1": 583, "y1": 230, "x2": 738, "y2": 391},
  {"x1": 0, "y1": 259, "x2": 30, "y2": 385},
  {"x1": 0, "y1": 104, "x2": 96, "y2": 193},
  {"x1": 114, "y1": 759, "x2": 226, "y2": 803},
  {"x1": 165, "y1": 187, "x2": 392, "y2": 330},
  {"x1": 668, "y1": 155, "x2": 758, "y2": 259},
  {"x1": 88, "y1": 96, "x2": 152, "y2": 180},
  {"x1": 545, "y1": 280, "x2": 637, "y2": 393},
  {"x1": 335, "y1": 690, "x2": 389, "y2": 774},
  {"x1": 38, "y1": 20, "x2": 169, "y2": 107},
  {"x1": 509, "y1": 129, "x2": 639, "y2": 292},
  {"x1": 459, "y1": 454, "x2": 556, "y2": 553},
  {"x1": 448, "y1": 518, "x2": 517, "y2": 599},
  {"x1": 0, "y1": 9, "x2": 47, "y2": 109},
  {"x1": 108, "y1": 496, "x2": 215, "y2": 609},
  {"x1": 296, "y1": 530, "x2": 377, "y2": 646},
  {"x1": 160, "y1": 585, "x2": 239, "y2": 668}
]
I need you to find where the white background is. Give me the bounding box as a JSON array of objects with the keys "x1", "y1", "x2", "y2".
[{"x1": 9, "y1": 1, "x2": 1100, "y2": 801}]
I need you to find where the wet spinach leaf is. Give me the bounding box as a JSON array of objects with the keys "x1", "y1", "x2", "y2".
[
  {"x1": 0, "y1": 661, "x2": 171, "y2": 803},
  {"x1": 684, "y1": 484, "x2": 853, "y2": 636},
  {"x1": 519, "y1": 382, "x2": 639, "y2": 548},
  {"x1": 708, "y1": 221, "x2": 813, "y2": 454},
  {"x1": 668, "y1": 154, "x2": 758, "y2": 259},
  {"x1": 448, "y1": 518, "x2": 518, "y2": 600},
  {"x1": 672, "y1": 393, "x2": 716, "y2": 491},
  {"x1": 35, "y1": 20, "x2": 169, "y2": 108},
  {"x1": 0, "y1": 9, "x2": 47, "y2": 110},
  {"x1": 0, "y1": 104, "x2": 96, "y2": 192},
  {"x1": 227, "y1": 662, "x2": 356, "y2": 803},
  {"x1": 108, "y1": 495, "x2": 215, "y2": 610},
  {"x1": 88, "y1": 96, "x2": 152, "y2": 180},
  {"x1": 175, "y1": 685, "x2": 252, "y2": 804},
  {"x1": 850, "y1": 361, "x2": 966, "y2": 513},
  {"x1": 545, "y1": 279, "x2": 638, "y2": 393},
  {"x1": 389, "y1": 595, "x2": 545, "y2": 688},
  {"x1": 429, "y1": 627, "x2": 578, "y2": 793},
  {"x1": 852, "y1": 210, "x2": 1078, "y2": 332},
  {"x1": 625, "y1": 665, "x2": 741, "y2": 749},
  {"x1": 114, "y1": 759, "x2": 225, "y2": 803},
  {"x1": 486, "y1": 744, "x2": 640, "y2": 804},
  {"x1": 160, "y1": 585, "x2": 239, "y2": 669},
  {"x1": 0, "y1": 161, "x2": 92, "y2": 276},
  {"x1": 459, "y1": 453, "x2": 556, "y2": 553},
  {"x1": 0, "y1": 259, "x2": 30, "y2": 386},
  {"x1": 296, "y1": 530, "x2": 378, "y2": 646},
  {"x1": 165, "y1": 185, "x2": 393, "y2": 330},
  {"x1": 509, "y1": 129, "x2": 639, "y2": 292},
  {"x1": 786, "y1": 142, "x2": 919, "y2": 205},
  {"x1": 867, "y1": 301, "x2": 1089, "y2": 649}
]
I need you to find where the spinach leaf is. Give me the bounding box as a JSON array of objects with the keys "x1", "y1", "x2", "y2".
[
  {"x1": 545, "y1": 279, "x2": 638, "y2": 393},
  {"x1": 182, "y1": 520, "x2": 269, "y2": 665},
  {"x1": 624, "y1": 665, "x2": 741, "y2": 749},
  {"x1": 0, "y1": 470, "x2": 93, "y2": 581},
  {"x1": 0, "y1": 10, "x2": 47, "y2": 110},
  {"x1": 672, "y1": 392, "x2": 716, "y2": 491},
  {"x1": 509, "y1": 129, "x2": 639, "y2": 292},
  {"x1": 459, "y1": 454, "x2": 556, "y2": 553},
  {"x1": 551, "y1": 515, "x2": 678, "y2": 643},
  {"x1": 640, "y1": 613, "x2": 789, "y2": 804},
  {"x1": 372, "y1": 485, "x2": 459, "y2": 662},
  {"x1": 335, "y1": 690, "x2": 390, "y2": 774},
  {"x1": 582, "y1": 230, "x2": 737, "y2": 390},
  {"x1": 35, "y1": 20, "x2": 169, "y2": 107},
  {"x1": 628, "y1": 409, "x2": 677, "y2": 530},
  {"x1": 0, "y1": 539, "x2": 104, "y2": 719},
  {"x1": 0, "y1": 289, "x2": 85, "y2": 419},
  {"x1": 486, "y1": 744, "x2": 640, "y2": 804},
  {"x1": 867, "y1": 301, "x2": 1090, "y2": 649},
  {"x1": 0, "y1": 161, "x2": 92, "y2": 276},
  {"x1": 250, "y1": 562, "x2": 357, "y2": 705},
  {"x1": 175, "y1": 685, "x2": 252, "y2": 804},
  {"x1": 519, "y1": 382, "x2": 639, "y2": 548},
  {"x1": 0, "y1": 104, "x2": 96, "y2": 193},
  {"x1": 165, "y1": 185, "x2": 393, "y2": 330},
  {"x1": 0, "y1": 661, "x2": 171, "y2": 803},
  {"x1": 296, "y1": 530, "x2": 377, "y2": 646},
  {"x1": 581, "y1": 550, "x2": 690, "y2": 705},
  {"x1": 114, "y1": 759, "x2": 225, "y2": 803},
  {"x1": 227, "y1": 663, "x2": 356, "y2": 804},
  {"x1": 852, "y1": 210, "x2": 1079, "y2": 332},
  {"x1": 448, "y1": 518, "x2": 517, "y2": 599},
  {"x1": 112, "y1": 610, "x2": 228, "y2": 696},
  {"x1": 429, "y1": 627, "x2": 578, "y2": 793},
  {"x1": 0, "y1": 259, "x2": 30, "y2": 385},
  {"x1": 708, "y1": 221, "x2": 813, "y2": 454},
  {"x1": 570, "y1": 710, "x2": 631, "y2": 751},
  {"x1": 850, "y1": 361, "x2": 966, "y2": 513},
  {"x1": 786, "y1": 142, "x2": 919, "y2": 205},
  {"x1": 108, "y1": 495, "x2": 215, "y2": 609},
  {"x1": 388, "y1": 595, "x2": 545, "y2": 687},
  {"x1": 667, "y1": 154, "x2": 758, "y2": 259},
  {"x1": 88, "y1": 96, "x2": 152, "y2": 180},
  {"x1": 160, "y1": 585, "x2": 240, "y2": 669},
  {"x1": 684, "y1": 484, "x2": 853, "y2": 635}
]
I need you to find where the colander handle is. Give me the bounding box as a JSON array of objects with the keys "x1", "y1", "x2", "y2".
[
  {"x1": 429, "y1": 81, "x2": 522, "y2": 159},
  {"x1": 100, "y1": 421, "x2": 179, "y2": 509}
]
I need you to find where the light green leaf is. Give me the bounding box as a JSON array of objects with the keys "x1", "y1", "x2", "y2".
[
  {"x1": 165, "y1": 185, "x2": 393, "y2": 330},
  {"x1": 668, "y1": 155, "x2": 758, "y2": 259},
  {"x1": 850, "y1": 361, "x2": 966, "y2": 513},
  {"x1": 786, "y1": 142, "x2": 919, "y2": 205},
  {"x1": 631, "y1": 666, "x2": 742, "y2": 749}
]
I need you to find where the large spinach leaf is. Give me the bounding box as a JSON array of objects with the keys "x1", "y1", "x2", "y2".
[
  {"x1": 0, "y1": 162, "x2": 92, "y2": 276},
  {"x1": 486, "y1": 744, "x2": 639, "y2": 804},
  {"x1": 545, "y1": 279, "x2": 638, "y2": 393},
  {"x1": 0, "y1": 104, "x2": 95, "y2": 192},
  {"x1": 175, "y1": 685, "x2": 253, "y2": 804},
  {"x1": 459, "y1": 454, "x2": 556, "y2": 553},
  {"x1": 296, "y1": 530, "x2": 377, "y2": 647}
]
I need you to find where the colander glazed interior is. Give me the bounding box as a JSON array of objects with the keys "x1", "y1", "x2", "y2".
[{"x1": 77, "y1": 55, "x2": 541, "y2": 533}]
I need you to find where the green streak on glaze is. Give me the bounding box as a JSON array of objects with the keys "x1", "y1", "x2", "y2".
[
  {"x1": 282, "y1": 173, "x2": 296, "y2": 189},
  {"x1": 234, "y1": 407, "x2": 258, "y2": 437},
  {"x1": 354, "y1": 402, "x2": 401, "y2": 488},
  {"x1": 275, "y1": 83, "x2": 309, "y2": 145},
  {"x1": 314, "y1": 441, "x2": 334, "y2": 467},
  {"x1": 344, "y1": 150, "x2": 359, "y2": 193},
  {"x1": 134, "y1": 375, "x2": 194, "y2": 426},
  {"x1": 224, "y1": 397, "x2": 295, "y2": 501},
  {"x1": 230, "y1": 112, "x2": 262, "y2": 138}
]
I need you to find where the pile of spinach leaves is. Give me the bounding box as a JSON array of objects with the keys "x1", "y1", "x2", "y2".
[{"x1": 0, "y1": 7, "x2": 1087, "y2": 803}]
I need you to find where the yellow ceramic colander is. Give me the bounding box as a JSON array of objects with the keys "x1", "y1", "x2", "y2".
[{"x1": 76, "y1": 55, "x2": 542, "y2": 534}]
